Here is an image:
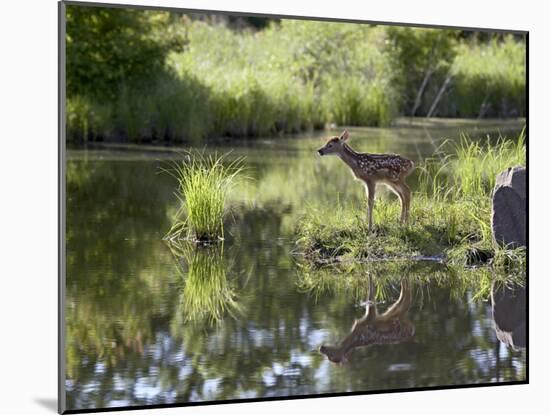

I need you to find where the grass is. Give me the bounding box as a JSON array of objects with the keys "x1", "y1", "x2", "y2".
[
  {"x1": 295, "y1": 131, "x2": 526, "y2": 270},
  {"x1": 163, "y1": 151, "x2": 246, "y2": 242}
]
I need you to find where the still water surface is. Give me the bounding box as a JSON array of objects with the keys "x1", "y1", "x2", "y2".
[{"x1": 65, "y1": 119, "x2": 526, "y2": 410}]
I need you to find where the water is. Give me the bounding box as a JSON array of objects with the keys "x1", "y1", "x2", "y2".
[{"x1": 64, "y1": 119, "x2": 526, "y2": 411}]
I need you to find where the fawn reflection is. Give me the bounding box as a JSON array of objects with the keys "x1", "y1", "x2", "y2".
[{"x1": 319, "y1": 275, "x2": 414, "y2": 363}]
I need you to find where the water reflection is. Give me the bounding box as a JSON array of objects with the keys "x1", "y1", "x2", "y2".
[
  {"x1": 320, "y1": 275, "x2": 414, "y2": 364},
  {"x1": 167, "y1": 241, "x2": 242, "y2": 324},
  {"x1": 65, "y1": 120, "x2": 526, "y2": 410},
  {"x1": 491, "y1": 280, "x2": 526, "y2": 351}
]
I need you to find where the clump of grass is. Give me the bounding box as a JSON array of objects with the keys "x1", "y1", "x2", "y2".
[
  {"x1": 296, "y1": 131, "x2": 526, "y2": 267},
  {"x1": 492, "y1": 245, "x2": 526, "y2": 276},
  {"x1": 164, "y1": 151, "x2": 246, "y2": 242}
]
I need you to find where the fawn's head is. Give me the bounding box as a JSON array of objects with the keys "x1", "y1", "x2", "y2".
[
  {"x1": 317, "y1": 129, "x2": 349, "y2": 156},
  {"x1": 319, "y1": 345, "x2": 348, "y2": 364}
]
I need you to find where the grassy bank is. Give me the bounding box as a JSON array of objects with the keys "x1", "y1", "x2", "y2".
[
  {"x1": 295, "y1": 131, "x2": 526, "y2": 271},
  {"x1": 66, "y1": 6, "x2": 526, "y2": 143}
]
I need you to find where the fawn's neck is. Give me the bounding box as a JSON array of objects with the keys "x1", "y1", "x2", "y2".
[
  {"x1": 339, "y1": 143, "x2": 363, "y2": 169},
  {"x1": 335, "y1": 326, "x2": 374, "y2": 357}
]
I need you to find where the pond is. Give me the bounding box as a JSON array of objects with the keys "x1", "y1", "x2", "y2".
[{"x1": 64, "y1": 118, "x2": 526, "y2": 410}]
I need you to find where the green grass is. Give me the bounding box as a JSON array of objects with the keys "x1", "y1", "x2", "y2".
[
  {"x1": 163, "y1": 151, "x2": 246, "y2": 242},
  {"x1": 296, "y1": 131, "x2": 526, "y2": 269}
]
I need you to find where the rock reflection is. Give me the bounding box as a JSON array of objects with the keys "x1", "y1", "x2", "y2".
[
  {"x1": 319, "y1": 275, "x2": 414, "y2": 363},
  {"x1": 491, "y1": 279, "x2": 526, "y2": 351}
]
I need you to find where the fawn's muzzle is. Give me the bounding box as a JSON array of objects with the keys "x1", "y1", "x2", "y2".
[{"x1": 317, "y1": 149, "x2": 325, "y2": 156}]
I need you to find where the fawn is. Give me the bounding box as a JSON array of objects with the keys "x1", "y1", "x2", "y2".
[
  {"x1": 319, "y1": 275, "x2": 414, "y2": 364},
  {"x1": 317, "y1": 130, "x2": 415, "y2": 231}
]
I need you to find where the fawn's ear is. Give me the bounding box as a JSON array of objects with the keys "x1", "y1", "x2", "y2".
[{"x1": 339, "y1": 129, "x2": 349, "y2": 141}]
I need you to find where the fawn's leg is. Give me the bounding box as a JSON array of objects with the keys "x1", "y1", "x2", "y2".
[
  {"x1": 365, "y1": 274, "x2": 377, "y2": 321},
  {"x1": 365, "y1": 181, "x2": 376, "y2": 231},
  {"x1": 387, "y1": 182, "x2": 406, "y2": 223},
  {"x1": 382, "y1": 279, "x2": 412, "y2": 319},
  {"x1": 397, "y1": 181, "x2": 412, "y2": 223}
]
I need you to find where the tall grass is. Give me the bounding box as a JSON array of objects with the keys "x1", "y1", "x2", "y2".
[
  {"x1": 66, "y1": 21, "x2": 395, "y2": 142},
  {"x1": 418, "y1": 130, "x2": 525, "y2": 199},
  {"x1": 420, "y1": 131, "x2": 526, "y2": 263},
  {"x1": 164, "y1": 152, "x2": 246, "y2": 241},
  {"x1": 453, "y1": 130, "x2": 526, "y2": 198},
  {"x1": 169, "y1": 21, "x2": 395, "y2": 135},
  {"x1": 451, "y1": 35, "x2": 526, "y2": 118},
  {"x1": 67, "y1": 21, "x2": 526, "y2": 142}
]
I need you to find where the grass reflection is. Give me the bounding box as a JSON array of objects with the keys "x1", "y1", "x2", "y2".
[
  {"x1": 167, "y1": 240, "x2": 242, "y2": 324},
  {"x1": 296, "y1": 259, "x2": 525, "y2": 306}
]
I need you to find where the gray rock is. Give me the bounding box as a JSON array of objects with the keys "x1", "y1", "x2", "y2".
[{"x1": 492, "y1": 166, "x2": 526, "y2": 248}]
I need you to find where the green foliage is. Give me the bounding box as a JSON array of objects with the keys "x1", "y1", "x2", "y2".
[
  {"x1": 66, "y1": 5, "x2": 186, "y2": 101},
  {"x1": 452, "y1": 36, "x2": 526, "y2": 117},
  {"x1": 169, "y1": 20, "x2": 395, "y2": 135},
  {"x1": 65, "y1": 6, "x2": 526, "y2": 142},
  {"x1": 164, "y1": 152, "x2": 246, "y2": 241},
  {"x1": 386, "y1": 27, "x2": 460, "y2": 115}
]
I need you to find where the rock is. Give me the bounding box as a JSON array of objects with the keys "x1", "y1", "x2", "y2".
[{"x1": 492, "y1": 166, "x2": 526, "y2": 248}]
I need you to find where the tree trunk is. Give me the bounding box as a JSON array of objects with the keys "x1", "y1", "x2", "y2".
[
  {"x1": 427, "y1": 72, "x2": 453, "y2": 118},
  {"x1": 411, "y1": 68, "x2": 434, "y2": 116},
  {"x1": 478, "y1": 92, "x2": 490, "y2": 119}
]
